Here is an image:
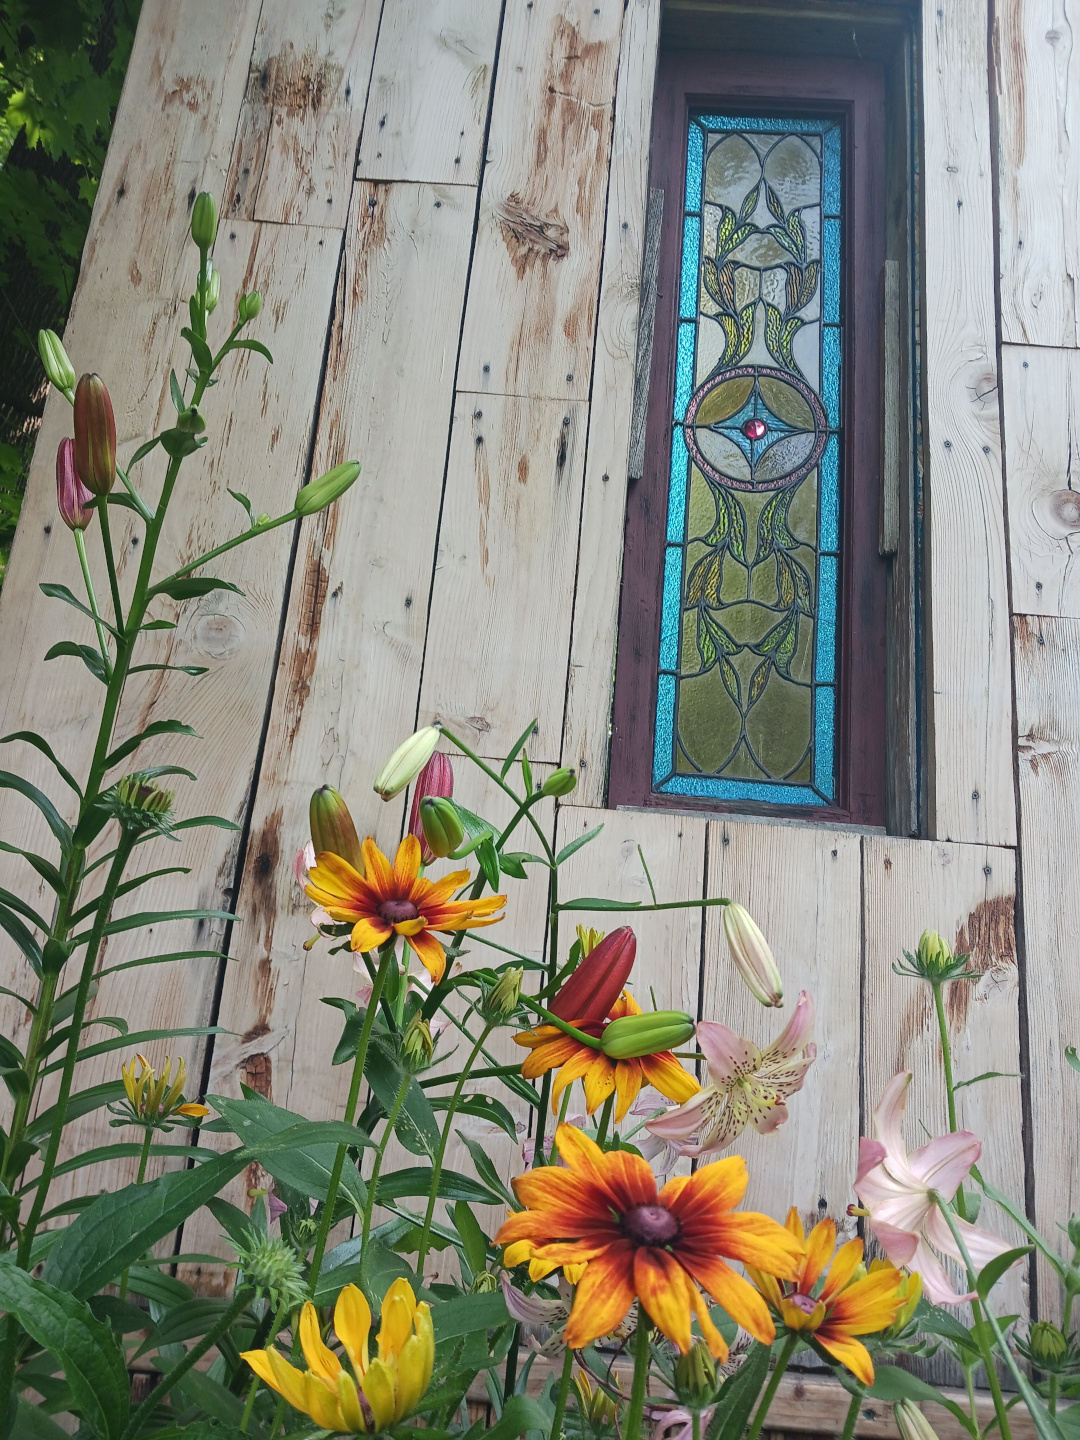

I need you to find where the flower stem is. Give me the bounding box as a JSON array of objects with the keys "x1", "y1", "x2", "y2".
[
  {"x1": 308, "y1": 942, "x2": 394, "y2": 1289},
  {"x1": 931, "y1": 980, "x2": 961, "y2": 1151},
  {"x1": 595, "y1": 1094, "x2": 615, "y2": 1148},
  {"x1": 97, "y1": 501, "x2": 125, "y2": 633},
  {"x1": 361, "y1": 1069, "x2": 411, "y2": 1254},
  {"x1": 624, "y1": 1316, "x2": 653, "y2": 1440},
  {"x1": 74, "y1": 528, "x2": 111, "y2": 671},
  {"x1": 745, "y1": 1334, "x2": 798, "y2": 1440},
  {"x1": 118, "y1": 1128, "x2": 155, "y2": 1301},
  {"x1": 549, "y1": 1339, "x2": 575, "y2": 1440},
  {"x1": 692, "y1": 1409, "x2": 701, "y2": 1440},
  {"x1": 531, "y1": 864, "x2": 560, "y2": 1166},
  {"x1": 839, "y1": 1384, "x2": 864, "y2": 1440},
  {"x1": 416, "y1": 1021, "x2": 495, "y2": 1275},
  {"x1": 965, "y1": 1361, "x2": 984, "y2": 1439}
]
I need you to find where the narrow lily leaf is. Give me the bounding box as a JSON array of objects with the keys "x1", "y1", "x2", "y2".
[
  {"x1": 127, "y1": 435, "x2": 162, "y2": 467},
  {"x1": 39, "y1": 582, "x2": 119, "y2": 636},
  {"x1": 169, "y1": 369, "x2": 184, "y2": 411},
  {"x1": 69, "y1": 866, "x2": 191, "y2": 924},
  {"x1": 169, "y1": 814, "x2": 241, "y2": 834},
  {"x1": 376, "y1": 1166, "x2": 500, "y2": 1207},
  {"x1": 0, "y1": 884, "x2": 49, "y2": 932},
  {"x1": 500, "y1": 719, "x2": 539, "y2": 779},
  {"x1": 27, "y1": 1081, "x2": 127, "y2": 1142},
  {"x1": 866, "y1": 1365, "x2": 976, "y2": 1430},
  {"x1": 555, "y1": 824, "x2": 604, "y2": 866},
  {"x1": 151, "y1": 575, "x2": 244, "y2": 602},
  {"x1": 40, "y1": 1025, "x2": 228, "y2": 1076},
  {"x1": 1066, "y1": 1046, "x2": 1080, "y2": 1074},
  {"x1": 103, "y1": 718, "x2": 199, "y2": 770},
  {"x1": 227, "y1": 487, "x2": 256, "y2": 526},
  {"x1": 557, "y1": 896, "x2": 642, "y2": 911},
  {"x1": 97, "y1": 948, "x2": 228, "y2": 980},
  {"x1": 0, "y1": 838, "x2": 64, "y2": 894},
  {"x1": 457, "y1": 1133, "x2": 515, "y2": 1206},
  {"x1": 181, "y1": 326, "x2": 214, "y2": 373},
  {"x1": 975, "y1": 1244, "x2": 1032, "y2": 1300},
  {"x1": 1, "y1": 731, "x2": 81, "y2": 795},
  {"x1": 43, "y1": 640, "x2": 107, "y2": 684},
  {"x1": 27, "y1": 1141, "x2": 213, "y2": 1188},
  {"x1": 953, "y1": 1070, "x2": 1021, "y2": 1090},
  {"x1": 429, "y1": 1092, "x2": 519, "y2": 1142},
  {"x1": 128, "y1": 662, "x2": 210, "y2": 676},
  {"x1": 453, "y1": 1201, "x2": 490, "y2": 1277},
  {"x1": 0, "y1": 769, "x2": 73, "y2": 854},
  {"x1": 227, "y1": 337, "x2": 274, "y2": 364},
  {"x1": 99, "y1": 906, "x2": 235, "y2": 937},
  {"x1": 0, "y1": 903, "x2": 43, "y2": 975}
]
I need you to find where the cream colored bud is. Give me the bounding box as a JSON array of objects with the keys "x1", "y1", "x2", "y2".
[
  {"x1": 723, "y1": 902, "x2": 783, "y2": 1007},
  {"x1": 374, "y1": 726, "x2": 442, "y2": 801},
  {"x1": 894, "y1": 1401, "x2": 942, "y2": 1440}
]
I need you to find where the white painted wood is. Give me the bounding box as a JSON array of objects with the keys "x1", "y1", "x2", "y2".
[
  {"x1": 356, "y1": 0, "x2": 502, "y2": 185},
  {"x1": 921, "y1": 0, "x2": 1016, "y2": 845}
]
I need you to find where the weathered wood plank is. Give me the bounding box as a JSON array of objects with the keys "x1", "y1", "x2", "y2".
[
  {"x1": 455, "y1": 0, "x2": 624, "y2": 401},
  {"x1": 561, "y1": 0, "x2": 662, "y2": 806},
  {"x1": 420, "y1": 394, "x2": 589, "y2": 762},
  {"x1": 922, "y1": 0, "x2": 1016, "y2": 845},
  {"x1": 225, "y1": 0, "x2": 382, "y2": 229},
  {"x1": 1013, "y1": 613, "x2": 1080, "y2": 1318},
  {"x1": 1002, "y1": 344, "x2": 1080, "y2": 616},
  {"x1": 996, "y1": 0, "x2": 1080, "y2": 348},
  {"x1": 862, "y1": 835, "x2": 1026, "y2": 1322},
  {"x1": 355, "y1": 0, "x2": 502, "y2": 186},
  {"x1": 701, "y1": 822, "x2": 862, "y2": 1234}
]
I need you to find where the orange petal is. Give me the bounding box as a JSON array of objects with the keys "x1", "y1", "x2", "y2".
[
  {"x1": 819, "y1": 1237, "x2": 863, "y2": 1303},
  {"x1": 677, "y1": 1253, "x2": 776, "y2": 1344},
  {"x1": 635, "y1": 1248, "x2": 693, "y2": 1353},
  {"x1": 669, "y1": 1156, "x2": 747, "y2": 1222},
  {"x1": 351, "y1": 917, "x2": 393, "y2": 953},
  {"x1": 520, "y1": 1035, "x2": 582, "y2": 1078},
  {"x1": 691, "y1": 1211, "x2": 804, "y2": 1277},
  {"x1": 361, "y1": 837, "x2": 394, "y2": 895},
  {"x1": 801, "y1": 1217, "x2": 837, "y2": 1293},
  {"x1": 417, "y1": 869, "x2": 472, "y2": 904},
  {"x1": 639, "y1": 1051, "x2": 701, "y2": 1104},
  {"x1": 564, "y1": 1242, "x2": 636, "y2": 1348},
  {"x1": 687, "y1": 1276, "x2": 729, "y2": 1362},
  {"x1": 814, "y1": 1329, "x2": 876, "y2": 1386},
  {"x1": 393, "y1": 835, "x2": 422, "y2": 890},
  {"x1": 406, "y1": 928, "x2": 447, "y2": 982},
  {"x1": 613, "y1": 1060, "x2": 643, "y2": 1123}
]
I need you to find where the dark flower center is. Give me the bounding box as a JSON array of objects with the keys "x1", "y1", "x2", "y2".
[
  {"x1": 380, "y1": 899, "x2": 420, "y2": 924},
  {"x1": 790, "y1": 1293, "x2": 818, "y2": 1315},
  {"x1": 621, "y1": 1203, "x2": 680, "y2": 1248}
]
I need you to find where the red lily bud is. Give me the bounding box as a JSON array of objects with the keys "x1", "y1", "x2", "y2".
[
  {"x1": 56, "y1": 438, "x2": 95, "y2": 531},
  {"x1": 73, "y1": 373, "x2": 116, "y2": 496},
  {"x1": 549, "y1": 926, "x2": 636, "y2": 1025},
  {"x1": 409, "y1": 752, "x2": 454, "y2": 863}
]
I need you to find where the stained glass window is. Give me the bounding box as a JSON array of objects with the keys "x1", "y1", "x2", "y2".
[{"x1": 653, "y1": 113, "x2": 843, "y2": 807}]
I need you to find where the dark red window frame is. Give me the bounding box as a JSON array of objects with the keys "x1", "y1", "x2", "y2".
[{"x1": 609, "y1": 50, "x2": 888, "y2": 828}]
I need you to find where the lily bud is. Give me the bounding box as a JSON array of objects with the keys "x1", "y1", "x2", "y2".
[
  {"x1": 723, "y1": 902, "x2": 783, "y2": 1007},
  {"x1": 73, "y1": 373, "x2": 117, "y2": 496},
  {"x1": 56, "y1": 438, "x2": 95, "y2": 531},
  {"x1": 401, "y1": 1014, "x2": 434, "y2": 1073},
  {"x1": 549, "y1": 926, "x2": 636, "y2": 1025},
  {"x1": 308, "y1": 785, "x2": 363, "y2": 873},
  {"x1": 600, "y1": 1009, "x2": 695, "y2": 1060},
  {"x1": 175, "y1": 404, "x2": 206, "y2": 435},
  {"x1": 484, "y1": 966, "x2": 523, "y2": 1023},
  {"x1": 38, "y1": 328, "x2": 76, "y2": 394},
  {"x1": 409, "y1": 752, "x2": 454, "y2": 862},
  {"x1": 374, "y1": 726, "x2": 442, "y2": 801},
  {"x1": 420, "y1": 796, "x2": 465, "y2": 861},
  {"x1": 894, "y1": 1401, "x2": 942, "y2": 1440},
  {"x1": 191, "y1": 191, "x2": 218, "y2": 249},
  {"x1": 541, "y1": 766, "x2": 577, "y2": 798},
  {"x1": 1029, "y1": 1321, "x2": 1069, "y2": 1366},
  {"x1": 204, "y1": 263, "x2": 220, "y2": 313},
  {"x1": 295, "y1": 460, "x2": 360, "y2": 516},
  {"x1": 675, "y1": 1338, "x2": 717, "y2": 1405},
  {"x1": 239, "y1": 290, "x2": 262, "y2": 322}
]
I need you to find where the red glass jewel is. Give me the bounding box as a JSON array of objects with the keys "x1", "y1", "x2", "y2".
[{"x1": 742, "y1": 418, "x2": 767, "y2": 441}]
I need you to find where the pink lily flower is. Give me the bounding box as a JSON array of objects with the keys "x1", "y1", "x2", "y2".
[
  {"x1": 853, "y1": 1072, "x2": 1014, "y2": 1305},
  {"x1": 644, "y1": 991, "x2": 816, "y2": 1157}
]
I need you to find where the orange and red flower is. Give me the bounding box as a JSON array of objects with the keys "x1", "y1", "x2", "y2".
[
  {"x1": 304, "y1": 834, "x2": 505, "y2": 983},
  {"x1": 495, "y1": 1124, "x2": 803, "y2": 1359}
]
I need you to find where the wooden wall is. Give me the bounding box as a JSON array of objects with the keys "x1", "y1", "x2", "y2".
[{"x1": 1, "y1": 0, "x2": 1079, "y2": 1366}]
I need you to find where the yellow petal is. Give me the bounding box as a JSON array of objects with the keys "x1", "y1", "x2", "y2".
[
  {"x1": 361, "y1": 1357, "x2": 398, "y2": 1432},
  {"x1": 564, "y1": 1262, "x2": 588, "y2": 1285},
  {"x1": 300, "y1": 1301, "x2": 342, "y2": 1381},
  {"x1": 394, "y1": 1333, "x2": 429, "y2": 1418},
  {"x1": 264, "y1": 1347, "x2": 318, "y2": 1416},
  {"x1": 240, "y1": 1348, "x2": 282, "y2": 1395},
  {"x1": 335, "y1": 1370, "x2": 367, "y2": 1432},
  {"x1": 335, "y1": 1283, "x2": 372, "y2": 1377},
  {"x1": 378, "y1": 1278, "x2": 418, "y2": 1362},
  {"x1": 301, "y1": 1371, "x2": 350, "y2": 1431},
  {"x1": 414, "y1": 1301, "x2": 434, "y2": 1396}
]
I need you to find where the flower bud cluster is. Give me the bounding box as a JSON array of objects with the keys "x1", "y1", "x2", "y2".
[
  {"x1": 675, "y1": 1338, "x2": 718, "y2": 1406},
  {"x1": 112, "y1": 1053, "x2": 209, "y2": 1131},
  {"x1": 234, "y1": 1229, "x2": 307, "y2": 1313}
]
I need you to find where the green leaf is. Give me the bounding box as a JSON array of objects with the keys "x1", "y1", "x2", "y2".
[
  {"x1": 97, "y1": 947, "x2": 228, "y2": 980},
  {"x1": 555, "y1": 823, "x2": 603, "y2": 867},
  {"x1": 0, "y1": 839, "x2": 63, "y2": 894},
  {"x1": 206, "y1": 1195, "x2": 261, "y2": 1251},
  {"x1": 0, "y1": 901, "x2": 43, "y2": 975},
  {"x1": 432, "y1": 1290, "x2": 509, "y2": 1342},
  {"x1": 1, "y1": 731, "x2": 81, "y2": 795},
  {"x1": 453, "y1": 1202, "x2": 490, "y2": 1278},
  {"x1": 0, "y1": 1267, "x2": 129, "y2": 1440},
  {"x1": 558, "y1": 896, "x2": 642, "y2": 911},
  {"x1": 181, "y1": 326, "x2": 214, "y2": 373},
  {"x1": 12, "y1": 1400, "x2": 70, "y2": 1440},
  {"x1": 866, "y1": 1365, "x2": 975, "y2": 1432},
  {"x1": 500, "y1": 720, "x2": 539, "y2": 779},
  {"x1": 1066, "y1": 1045, "x2": 1080, "y2": 1074},
  {"x1": 227, "y1": 337, "x2": 274, "y2": 364},
  {"x1": 954, "y1": 1070, "x2": 1021, "y2": 1090},
  {"x1": 975, "y1": 1245, "x2": 1032, "y2": 1300},
  {"x1": 0, "y1": 769, "x2": 73, "y2": 855},
  {"x1": 40, "y1": 1024, "x2": 226, "y2": 1076},
  {"x1": 133, "y1": 1296, "x2": 239, "y2": 1359},
  {"x1": 169, "y1": 369, "x2": 184, "y2": 412},
  {"x1": 227, "y1": 487, "x2": 256, "y2": 528},
  {"x1": 169, "y1": 813, "x2": 242, "y2": 834},
  {"x1": 476, "y1": 837, "x2": 500, "y2": 892},
  {"x1": 99, "y1": 906, "x2": 236, "y2": 938},
  {"x1": 69, "y1": 866, "x2": 192, "y2": 925},
  {"x1": 430, "y1": 1092, "x2": 520, "y2": 1143},
  {"x1": 707, "y1": 1339, "x2": 771, "y2": 1440},
  {"x1": 457, "y1": 1134, "x2": 516, "y2": 1207},
  {"x1": 150, "y1": 574, "x2": 244, "y2": 602},
  {"x1": 376, "y1": 1166, "x2": 501, "y2": 1207},
  {"x1": 127, "y1": 435, "x2": 162, "y2": 468},
  {"x1": 39, "y1": 582, "x2": 119, "y2": 636},
  {"x1": 365, "y1": 1040, "x2": 440, "y2": 1159},
  {"x1": 103, "y1": 718, "x2": 199, "y2": 770},
  {"x1": 473, "y1": 1396, "x2": 551, "y2": 1440},
  {"x1": 128, "y1": 661, "x2": 209, "y2": 676}
]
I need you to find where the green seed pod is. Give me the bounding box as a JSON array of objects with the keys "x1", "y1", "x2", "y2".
[
  {"x1": 175, "y1": 404, "x2": 206, "y2": 435},
  {"x1": 295, "y1": 460, "x2": 361, "y2": 517},
  {"x1": 600, "y1": 1009, "x2": 695, "y2": 1060},
  {"x1": 190, "y1": 191, "x2": 218, "y2": 249},
  {"x1": 541, "y1": 766, "x2": 577, "y2": 798},
  {"x1": 420, "y1": 795, "x2": 465, "y2": 860}
]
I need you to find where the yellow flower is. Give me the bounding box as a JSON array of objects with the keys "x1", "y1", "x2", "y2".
[
  {"x1": 242, "y1": 1281, "x2": 434, "y2": 1433},
  {"x1": 120, "y1": 1054, "x2": 208, "y2": 1124},
  {"x1": 503, "y1": 1238, "x2": 588, "y2": 1286}
]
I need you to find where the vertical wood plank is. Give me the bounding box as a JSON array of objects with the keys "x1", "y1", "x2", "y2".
[
  {"x1": 921, "y1": 0, "x2": 1016, "y2": 845},
  {"x1": 1002, "y1": 344, "x2": 1080, "y2": 616},
  {"x1": 561, "y1": 0, "x2": 662, "y2": 805},
  {"x1": 225, "y1": 0, "x2": 382, "y2": 229},
  {"x1": 862, "y1": 835, "x2": 1027, "y2": 1320},
  {"x1": 1013, "y1": 613, "x2": 1080, "y2": 1316},
  {"x1": 455, "y1": 0, "x2": 624, "y2": 401},
  {"x1": 702, "y1": 822, "x2": 862, "y2": 1233},
  {"x1": 996, "y1": 0, "x2": 1080, "y2": 348},
  {"x1": 419, "y1": 394, "x2": 588, "y2": 761},
  {"x1": 355, "y1": 0, "x2": 503, "y2": 185}
]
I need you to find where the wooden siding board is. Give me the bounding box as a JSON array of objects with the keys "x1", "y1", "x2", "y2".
[
  {"x1": 355, "y1": 0, "x2": 503, "y2": 185},
  {"x1": 862, "y1": 835, "x2": 1027, "y2": 1322},
  {"x1": 922, "y1": 0, "x2": 1016, "y2": 845},
  {"x1": 562, "y1": 0, "x2": 663, "y2": 806},
  {"x1": 420, "y1": 394, "x2": 589, "y2": 762},
  {"x1": 1013, "y1": 613, "x2": 1080, "y2": 1317},
  {"x1": 455, "y1": 0, "x2": 624, "y2": 401},
  {"x1": 1002, "y1": 344, "x2": 1080, "y2": 616},
  {"x1": 225, "y1": 0, "x2": 383, "y2": 230},
  {"x1": 702, "y1": 821, "x2": 862, "y2": 1232},
  {"x1": 996, "y1": 0, "x2": 1080, "y2": 348}
]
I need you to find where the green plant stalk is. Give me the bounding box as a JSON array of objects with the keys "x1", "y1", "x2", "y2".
[
  {"x1": 416, "y1": 1021, "x2": 495, "y2": 1274},
  {"x1": 503, "y1": 1324, "x2": 520, "y2": 1405},
  {"x1": 932, "y1": 981, "x2": 961, "y2": 1143},
  {"x1": 1048, "y1": 1242, "x2": 1080, "y2": 1415},
  {"x1": 118, "y1": 1127, "x2": 156, "y2": 1302},
  {"x1": 519, "y1": 996, "x2": 603, "y2": 1049},
  {"x1": 745, "y1": 1334, "x2": 798, "y2": 1440},
  {"x1": 839, "y1": 1384, "x2": 863, "y2": 1440},
  {"x1": 97, "y1": 502, "x2": 125, "y2": 632},
  {"x1": 360, "y1": 1069, "x2": 411, "y2": 1254},
  {"x1": 74, "y1": 527, "x2": 111, "y2": 670},
  {"x1": 531, "y1": 864, "x2": 561, "y2": 1167},
  {"x1": 964, "y1": 1360, "x2": 983, "y2": 1439},
  {"x1": 438, "y1": 727, "x2": 556, "y2": 865},
  {"x1": 121, "y1": 1286, "x2": 254, "y2": 1440},
  {"x1": 153, "y1": 508, "x2": 296, "y2": 588},
  {"x1": 548, "y1": 1340, "x2": 575, "y2": 1440},
  {"x1": 595, "y1": 1093, "x2": 615, "y2": 1149},
  {"x1": 624, "y1": 1317, "x2": 653, "y2": 1440},
  {"x1": 308, "y1": 942, "x2": 394, "y2": 1289}
]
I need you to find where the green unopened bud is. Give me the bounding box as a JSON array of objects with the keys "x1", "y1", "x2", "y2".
[
  {"x1": 204, "y1": 263, "x2": 220, "y2": 313},
  {"x1": 295, "y1": 460, "x2": 361, "y2": 517},
  {"x1": 401, "y1": 1014, "x2": 434, "y2": 1073},
  {"x1": 374, "y1": 726, "x2": 442, "y2": 801},
  {"x1": 574, "y1": 1373, "x2": 618, "y2": 1426},
  {"x1": 420, "y1": 795, "x2": 464, "y2": 859},
  {"x1": 175, "y1": 404, "x2": 206, "y2": 435},
  {"x1": 38, "y1": 329, "x2": 76, "y2": 394},
  {"x1": 541, "y1": 767, "x2": 577, "y2": 798},
  {"x1": 600, "y1": 1009, "x2": 695, "y2": 1060},
  {"x1": 191, "y1": 191, "x2": 218, "y2": 249},
  {"x1": 235, "y1": 1231, "x2": 306, "y2": 1312},
  {"x1": 309, "y1": 785, "x2": 363, "y2": 872},
  {"x1": 238, "y1": 290, "x2": 262, "y2": 323},
  {"x1": 894, "y1": 1400, "x2": 942, "y2": 1440},
  {"x1": 118, "y1": 775, "x2": 175, "y2": 816},
  {"x1": 1029, "y1": 1321, "x2": 1069, "y2": 1366},
  {"x1": 471, "y1": 1271, "x2": 498, "y2": 1294},
  {"x1": 916, "y1": 929, "x2": 952, "y2": 975},
  {"x1": 484, "y1": 967, "x2": 523, "y2": 1022},
  {"x1": 1069, "y1": 1216, "x2": 1080, "y2": 1251},
  {"x1": 675, "y1": 1339, "x2": 717, "y2": 1405},
  {"x1": 73, "y1": 373, "x2": 117, "y2": 496}
]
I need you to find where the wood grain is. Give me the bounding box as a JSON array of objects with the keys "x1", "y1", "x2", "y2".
[
  {"x1": 996, "y1": 0, "x2": 1080, "y2": 348},
  {"x1": 1002, "y1": 344, "x2": 1080, "y2": 616},
  {"x1": 921, "y1": 0, "x2": 1016, "y2": 845},
  {"x1": 419, "y1": 393, "x2": 589, "y2": 762},
  {"x1": 560, "y1": 0, "x2": 662, "y2": 806},
  {"x1": 356, "y1": 0, "x2": 502, "y2": 185},
  {"x1": 455, "y1": 0, "x2": 624, "y2": 400},
  {"x1": 225, "y1": 0, "x2": 382, "y2": 229},
  {"x1": 702, "y1": 821, "x2": 862, "y2": 1233},
  {"x1": 1013, "y1": 613, "x2": 1080, "y2": 1318},
  {"x1": 862, "y1": 835, "x2": 1027, "y2": 1322}
]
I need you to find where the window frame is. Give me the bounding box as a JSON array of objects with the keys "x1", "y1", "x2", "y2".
[{"x1": 610, "y1": 49, "x2": 890, "y2": 828}]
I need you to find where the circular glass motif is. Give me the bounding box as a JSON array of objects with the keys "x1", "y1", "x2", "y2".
[{"x1": 683, "y1": 366, "x2": 828, "y2": 492}]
